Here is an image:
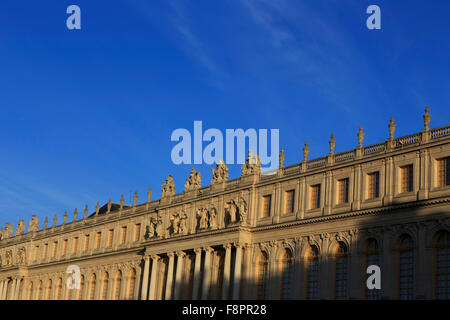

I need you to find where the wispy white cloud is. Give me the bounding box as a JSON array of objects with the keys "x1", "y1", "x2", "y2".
[
  {"x1": 238, "y1": 0, "x2": 393, "y2": 125},
  {"x1": 168, "y1": 1, "x2": 220, "y2": 76},
  {"x1": 164, "y1": 0, "x2": 231, "y2": 90}
]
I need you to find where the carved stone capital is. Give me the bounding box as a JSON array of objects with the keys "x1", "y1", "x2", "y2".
[
  {"x1": 203, "y1": 247, "x2": 214, "y2": 253},
  {"x1": 151, "y1": 254, "x2": 160, "y2": 261}
]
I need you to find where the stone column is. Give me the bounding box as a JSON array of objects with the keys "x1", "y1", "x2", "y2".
[
  {"x1": 352, "y1": 165, "x2": 361, "y2": 211},
  {"x1": 416, "y1": 224, "x2": 427, "y2": 299},
  {"x1": 14, "y1": 278, "x2": 21, "y2": 300},
  {"x1": 106, "y1": 273, "x2": 115, "y2": 300},
  {"x1": 201, "y1": 247, "x2": 214, "y2": 300},
  {"x1": 325, "y1": 171, "x2": 333, "y2": 215},
  {"x1": 383, "y1": 157, "x2": 393, "y2": 205},
  {"x1": 222, "y1": 244, "x2": 232, "y2": 300},
  {"x1": 418, "y1": 149, "x2": 430, "y2": 200},
  {"x1": 148, "y1": 255, "x2": 160, "y2": 300},
  {"x1": 382, "y1": 231, "x2": 395, "y2": 299},
  {"x1": 9, "y1": 278, "x2": 17, "y2": 300},
  {"x1": 174, "y1": 251, "x2": 186, "y2": 300},
  {"x1": 192, "y1": 248, "x2": 202, "y2": 300},
  {"x1": 140, "y1": 255, "x2": 151, "y2": 300},
  {"x1": 94, "y1": 272, "x2": 103, "y2": 300},
  {"x1": 3, "y1": 280, "x2": 8, "y2": 300},
  {"x1": 348, "y1": 231, "x2": 362, "y2": 299},
  {"x1": 0, "y1": 280, "x2": 4, "y2": 300},
  {"x1": 165, "y1": 253, "x2": 175, "y2": 300},
  {"x1": 232, "y1": 244, "x2": 243, "y2": 300},
  {"x1": 120, "y1": 270, "x2": 128, "y2": 300}
]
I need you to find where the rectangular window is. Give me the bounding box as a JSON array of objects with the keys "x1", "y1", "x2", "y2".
[
  {"x1": 337, "y1": 178, "x2": 349, "y2": 204},
  {"x1": 437, "y1": 157, "x2": 450, "y2": 187},
  {"x1": 107, "y1": 229, "x2": 114, "y2": 247},
  {"x1": 120, "y1": 226, "x2": 127, "y2": 244},
  {"x1": 310, "y1": 184, "x2": 321, "y2": 209},
  {"x1": 73, "y1": 237, "x2": 79, "y2": 254},
  {"x1": 52, "y1": 241, "x2": 58, "y2": 258},
  {"x1": 83, "y1": 235, "x2": 90, "y2": 252},
  {"x1": 367, "y1": 172, "x2": 380, "y2": 200},
  {"x1": 43, "y1": 243, "x2": 48, "y2": 259},
  {"x1": 34, "y1": 245, "x2": 39, "y2": 261},
  {"x1": 285, "y1": 190, "x2": 295, "y2": 214},
  {"x1": 62, "y1": 239, "x2": 68, "y2": 256},
  {"x1": 401, "y1": 165, "x2": 414, "y2": 193},
  {"x1": 95, "y1": 232, "x2": 102, "y2": 249},
  {"x1": 134, "y1": 224, "x2": 141, "y2": 242},
  {"x1": 262, "y1": 195, "x2": 271, "y2": 218}
]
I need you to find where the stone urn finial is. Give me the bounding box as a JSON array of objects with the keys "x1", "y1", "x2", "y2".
[
  {"x1": 303, "y1": 141, "x2": 309, "y2": 161},
  {"x1": 423, "y1": 106, "x2": 431, "y2": 131},
  {"x1": 357, "y1": 126, "x2": 364, "y2": 147},
  {"x1": 329, "y1": 134, "x2": 336, "y2": 154},
  {"x1": 120, "y1": 194, "x2": 125, "y2": 210},
  {"x1": 388, "y1": 117, "x2": 396, "y2": 139},
  {"x1": 279, "y1": 148, "x2": 285, "y2": 168}
]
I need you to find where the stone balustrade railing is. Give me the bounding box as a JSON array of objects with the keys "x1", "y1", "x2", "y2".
[
  {"x1": 307, "y1": 156, "x2": 327, "y2": 169},
  {"x1": 431, "y1": 125, "x2": 450, "y2": 139},
  {"x1": 395, "y1": 132, "x2": 421, "y2": 147},
  {"x1": 335, "y1": 150, "x2": 355, "y2": 163},
  {"x1": 363, "y1": 142, "x2": 386, "y2": 156}
]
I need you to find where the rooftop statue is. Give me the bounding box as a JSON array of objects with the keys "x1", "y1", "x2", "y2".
[
  {"x1": 162, "y1": 175, "x2": 175, "y2": 198},
  {"x1": 241, "y1": 151, "x2": 261, "y2": 176},
  {"x1": 15, "y1": 220, "x2": 25, "y2": 236},
  {"x1": 211, "y1": 160, "x2": 229, "y2": 184},
  {"x1": 185, "y1": 168, "x2": 201, "y2": 192}
]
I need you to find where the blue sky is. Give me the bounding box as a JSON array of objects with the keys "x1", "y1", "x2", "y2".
[{"x1": 0, "y1": 0, "x2": 449, "y2": 229}]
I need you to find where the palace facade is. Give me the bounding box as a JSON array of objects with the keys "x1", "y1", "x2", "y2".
[{"x1": 0, "y1": 108, "x2": 449, "y2": 300}]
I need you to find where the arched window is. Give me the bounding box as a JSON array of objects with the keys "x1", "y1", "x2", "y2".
[
  {"x1": 257, "y1": 252, "x2": 269, "y2": 300},
  {"x1": 435, "y1": 230, "x2": 450, "y2": 299},
  {"x1": 280, "y1": 249, "x2": 293, "y2": 300},
  {"x1": 128, "y1": 269, "x2": 136, "y2": 300},
  {"x1": 334, "y1": 242, "x2": 348, "y2": 300},
  {"x1": 101, "y1": 272, "x2": 109, "y2": 300},
  {"x1": 114, "y1": 270, "x2": 122, "y2": 300},
  {"x1": 88, "y1": 274, "x2": 96, "y2": 300},
  {"x1": 306, "y1": 245, "x2": 319, "y2": 300},
  {"x1": 45, "y1": 279, "x2": 52, "y2": 300},
  {"x1": 365, "y1": 238, "x2": 380, "y2": 300},
  {"x1": 55, "y1": 278, "x2": 62, "y2": 300},
  {"x1": 398, "y1": 234, "x2": 414, "y2": 299},
  {"x1": 37, "y1": 280, "x2": 43, "y2": 300}
]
